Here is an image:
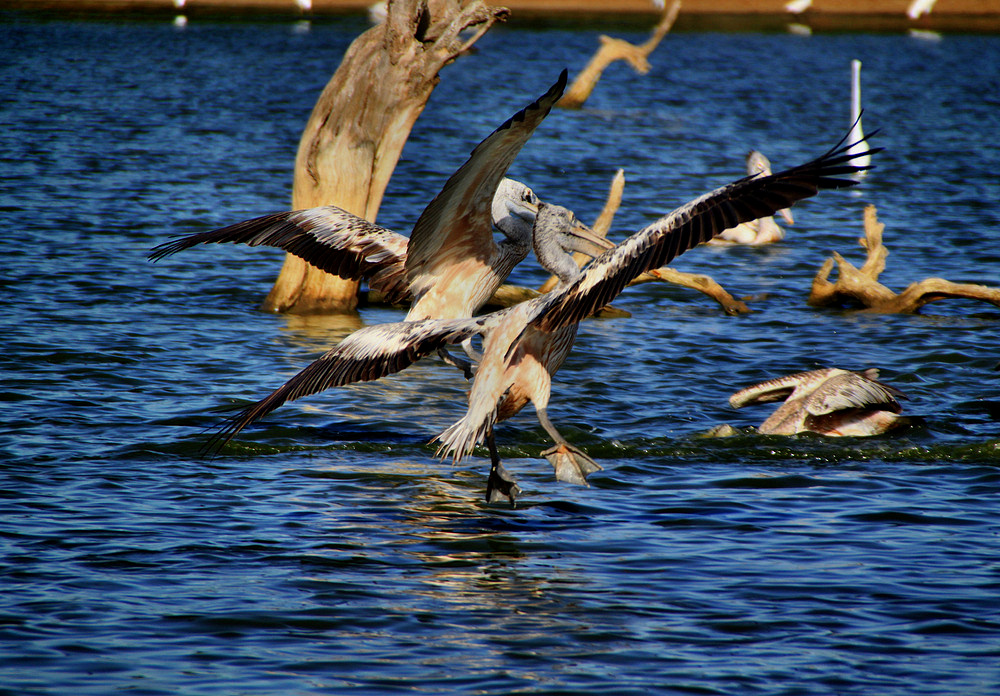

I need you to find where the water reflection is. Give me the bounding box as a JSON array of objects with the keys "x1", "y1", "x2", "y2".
[{"x1": 280, "y1": 311, "x2": 365, "y2": 350}]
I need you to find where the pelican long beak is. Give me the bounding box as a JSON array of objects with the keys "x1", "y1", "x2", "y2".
[
  {"x1": 565, "y1": 220, "x2": 615, "y2": 257},
  {"x1": 506, "y1": 197, "x2": 540, "y2": 223}
]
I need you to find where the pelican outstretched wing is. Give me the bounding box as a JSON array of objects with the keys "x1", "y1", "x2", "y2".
[
  {"x1": 729, "y1": 371, "x2": 813, "y2": 407},
  {"x1": 404, "y1": 70, "x2": 568, "y2": 300},
  {"x1": 204, "y1": 316, "x2": 487, "y2": 452},
  {"x1": 532, "y1": 130, "x2": 880, "y2": 333},
  {"x1": 149, "y1": 206, "x2": 412, "y2": 304}
]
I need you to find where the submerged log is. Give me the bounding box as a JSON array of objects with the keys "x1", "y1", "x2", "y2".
[
  {"x1": 808, "y1": 205, "x2": 1000, "y2": 312},
  {"x1": 262, "y1": 0, "x2": 507, "y2": 314},
  {"x1": 557, "y1": 0, "x2": 681, "y2": 110}
]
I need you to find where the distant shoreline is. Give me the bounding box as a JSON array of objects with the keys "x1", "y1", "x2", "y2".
[{"x1": 8, "y1": 0, "x2": 1000, "y2": 32}]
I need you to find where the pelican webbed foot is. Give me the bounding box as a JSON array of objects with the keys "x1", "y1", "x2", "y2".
[
  {"x1": 485, "y1": 430, "x2": 520, "y2": 506},
  {"x1": 486, "y1": 460, "x2": 521, "y2": 505},
  {"x1": 542, "y1": 442, "x2": 602, "y2": 486},
  {"x1": 536, "y1": 406, "x2": 602, "y2": 486}
]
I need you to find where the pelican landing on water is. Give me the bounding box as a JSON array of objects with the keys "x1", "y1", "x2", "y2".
[
  {"x1": 728, "y1": 368, "x2": 913, "y2": 436},
  {"x1": 151, "y1": 71, "x2": 571, "y2": 375},
  {"x1": 193, "y1": 113, "x2": 878, "y2": 505}
]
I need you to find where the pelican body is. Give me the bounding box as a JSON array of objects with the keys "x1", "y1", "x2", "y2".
[{"x1": 729, "y1": 368, "x2": 909, "y2": 436}]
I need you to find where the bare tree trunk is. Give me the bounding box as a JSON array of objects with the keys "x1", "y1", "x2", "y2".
[{"x1": 262, "y1": 0, "x2": 508, "y2": 314}]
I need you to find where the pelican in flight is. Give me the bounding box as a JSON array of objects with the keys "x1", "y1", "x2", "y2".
[
  {"x1": 708, "y1": 150, "x2": 795, "y2": 245},
  {"x1": 151, "y1": 71, "x2": 571, "y2": 373},
  {"x1": 197, "y1": 123, "x2": 877, "y2": 503},
  {"x1": 729, "y1": 368, "x2": 910, "y2": 436}
]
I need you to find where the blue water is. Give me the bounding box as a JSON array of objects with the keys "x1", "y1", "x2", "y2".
[{"x1": 3, "y1": 12, "x2": 1000, "y2": 696}]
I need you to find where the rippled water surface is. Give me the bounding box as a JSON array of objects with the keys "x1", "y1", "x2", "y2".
[{"x1": 3, "y1": 12, "x2": 1000, "y2": 696}]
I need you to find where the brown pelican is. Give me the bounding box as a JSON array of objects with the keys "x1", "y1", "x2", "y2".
[
  {"x1": 150, "y1": 71, "x2": 570, "y2": 373},
  {"x1": 729, "y1": 368, "x2": 910, "y2": 436},
  {"x1": 199, "y1": 125, "x2": 877, "y2": 503},
  {"x1": 708, "y1": 150, "x2": 795, "y2": 245}
]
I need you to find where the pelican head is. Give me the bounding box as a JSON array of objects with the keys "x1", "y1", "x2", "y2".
[
  {"x1": 492, "y1": 178, "x2": 541, "y2": 245},
  {"x1": 533, "y1": 202, "x2": 614, "y2": 284}
]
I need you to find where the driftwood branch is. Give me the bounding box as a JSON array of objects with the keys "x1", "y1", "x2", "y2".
[
  {"x1": 808, "y1": 205, "x2": 1000, "y2": 312},
  {"x1": 631, "y1": 267, "x2": 751, "y2": 315},
  {"x1": 557, "y1": 0, "x2": 681, "y2": 109},
  {"x1": 263, "y1": 0, "x2": 507, "y2": 314}
]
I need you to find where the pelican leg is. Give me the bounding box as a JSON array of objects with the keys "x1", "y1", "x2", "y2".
[
  {"x1": 437, "y1": 347, "x2": 475, "y2": 380},
  {"x1": 536, "y1": 407, "x2": 602, "y2": 486},
  {"x1": 485, "y1": 428, "x2": 520, "y2": 506},
  {"x1": 460, "y1": 337, "x2": 483, "y2": 364}
]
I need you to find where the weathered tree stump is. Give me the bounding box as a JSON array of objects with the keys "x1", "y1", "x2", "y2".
[
  {"x1": 808, "y1": 205, "x2": 1000, "y2": 312},
  {"x1": 262, "y1": 0, "x2": 507, "y2": 314},
  {"x1": 557, "y1": 0, "x2": 681, "y2": 110}
]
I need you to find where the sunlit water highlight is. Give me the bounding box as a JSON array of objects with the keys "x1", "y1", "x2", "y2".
[{"x1": 2, "y1": 13, "x2": 999, "y2": 696}]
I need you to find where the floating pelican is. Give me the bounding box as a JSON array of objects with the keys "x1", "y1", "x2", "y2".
[
  {"x1": 729, "y1": 368, "x2": 910, "y2": 436},
  {"x1": 707, "y1": 150, "x2": 794, "y2": 245},
  {"x1": 848, "y1": 59, "x2": 870, "y2": 179},
  {"x1": 152, "y1": 72, "x2": 570, "y2": 374},
  {"x1": 199, "y1": 120, "x2": 876, "y2": 503}
]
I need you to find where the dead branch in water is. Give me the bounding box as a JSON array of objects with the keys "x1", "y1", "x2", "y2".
[
  {"x1": 557, "y1": 0, "x2": 681, "y2": 110},
  {"x1": 808, "y1": 205, "x2": 1000, "y2": 313}
]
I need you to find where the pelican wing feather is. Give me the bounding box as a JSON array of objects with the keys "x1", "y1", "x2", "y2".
[
  {"x1": 149, "y1": 206, "x2": 412, "y2": 304},
  {"x1": 806, "y1": 371, "x2": 905, "y2": 416},
  {"x1": 728, "y1": 370, "x2": 818, "y2": 408},
  {"x1": 532, "y1": 131, "x2": 880, "y2": 334},
  {"x1": 404, "y1": 70, "x2": 568, "y2": 300},
  {"x1": 204, "y1": 317, "x2": 485, "y2": 452}
]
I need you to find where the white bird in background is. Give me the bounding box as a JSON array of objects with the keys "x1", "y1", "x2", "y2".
[
  {"x1": 729, "y1": 368, "x2": 911, "y2": 436},
  {"x1": 198, "y1": 124, "x2": 877, "y2": 504},
  {"x1": 708, "y1": 150, "x2": 795, "y2": 245},
  {"x1": 848, "y1": 59, "x2": 871, "y2": 180},
  {"x1": 907, "y1": 0, "x2": 937, "y2": 20},
  {"x1": 785, "y1": 0, "x2": 812, "y2": 14}
]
